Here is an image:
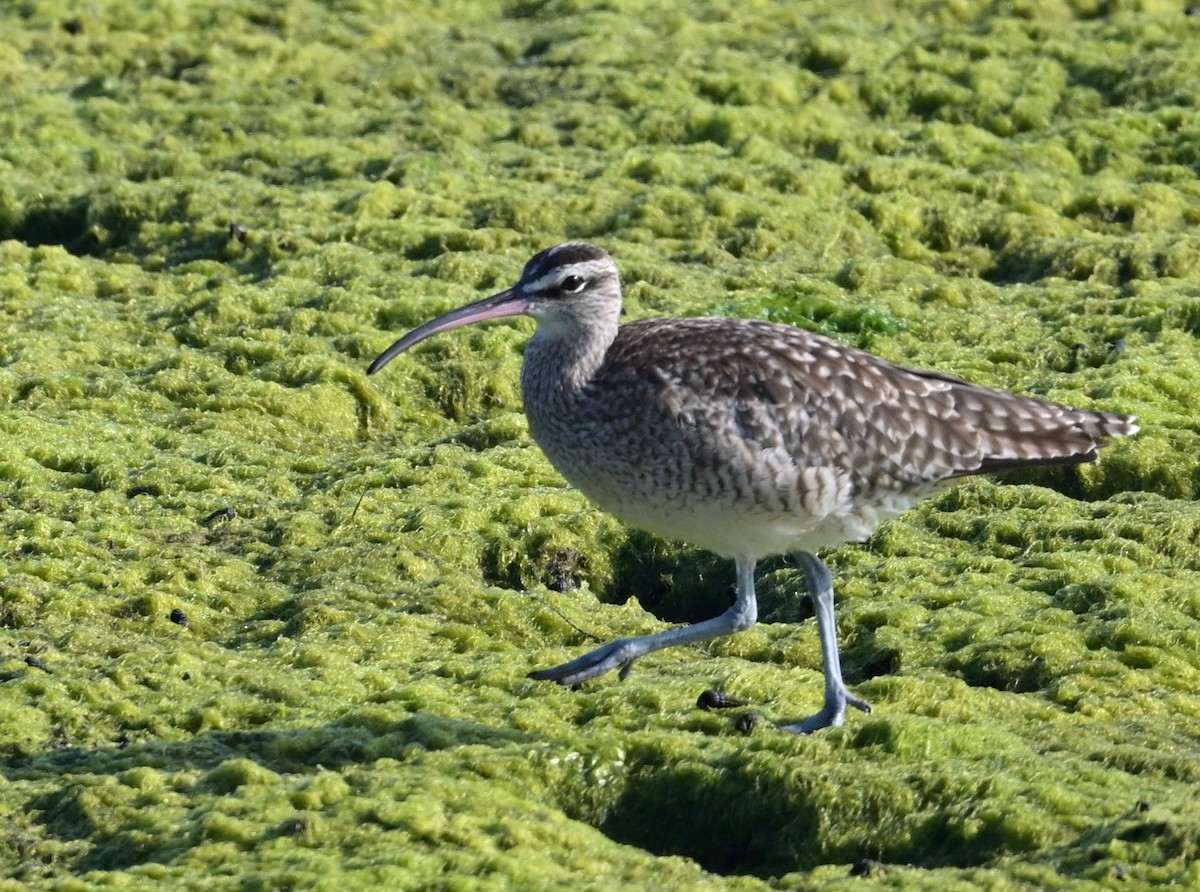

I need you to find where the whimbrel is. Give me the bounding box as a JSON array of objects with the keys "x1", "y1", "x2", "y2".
[{"x1": 368, "y1": 242, "x2": 1137, "y2": 732}]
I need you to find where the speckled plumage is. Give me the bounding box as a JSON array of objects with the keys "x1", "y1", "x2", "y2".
[
  {"x1": 523, "y1": 313, "x2": 1133, "y2": 561},
  {"x1": 369, "y1": 241, "x2": 1138, "y2": 732}
]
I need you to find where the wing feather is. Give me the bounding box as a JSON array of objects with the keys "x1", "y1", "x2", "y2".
[{"x1": 598, "y1": 317, "x2": 1136, "y2": 492}]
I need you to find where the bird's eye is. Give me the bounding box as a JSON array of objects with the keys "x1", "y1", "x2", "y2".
[{"x1": 560, "y1": 275, "x2": 587, "y2": 293}]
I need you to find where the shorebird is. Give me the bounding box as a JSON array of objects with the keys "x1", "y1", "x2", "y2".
[{"x1": 368, "y1": 242, "x2": 1137, "y2": 732}]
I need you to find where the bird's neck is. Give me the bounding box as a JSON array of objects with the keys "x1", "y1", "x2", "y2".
[{"x1": 521, "y1": 316, "x2": 618, "y2": 404}]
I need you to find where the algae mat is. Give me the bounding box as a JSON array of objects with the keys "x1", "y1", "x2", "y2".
[{"x1": 2, "y1": 0, "x2": 1200, "y2": 888}]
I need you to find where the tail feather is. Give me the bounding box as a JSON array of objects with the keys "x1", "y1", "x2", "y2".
[
  {"x1": 971, "y1": 406, "x2": 1137, "y2": 473},
  {"x1": 877, "y1": 364, "x2": 1138, "y2": 484},
  {"x1": 932, "y1": 376, "x2": 1138, "y2": 478}
]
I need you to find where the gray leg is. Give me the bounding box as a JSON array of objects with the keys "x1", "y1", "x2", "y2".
[
  {"x1": 779, "y1": 550, "x2": 871, "y2": 733},
  {"x1": 530, "y1": 557, "x2": 760, "y2": 686}
]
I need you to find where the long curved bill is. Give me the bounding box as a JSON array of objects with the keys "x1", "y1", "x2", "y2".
[{"x1": 367, "y1": 288, "x2": 531, "y2": 375}]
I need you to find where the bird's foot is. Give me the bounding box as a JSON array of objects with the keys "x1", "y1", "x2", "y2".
[
  {"x1": 529, "y1": 638, "x2": 640, "y2": 686},
  {"x1": 779, "y1": 688, "x2": 871, "y2": 734}
]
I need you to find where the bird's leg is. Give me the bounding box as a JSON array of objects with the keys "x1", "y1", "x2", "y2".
[
  {"x1": 779, "y1": 550, "x2": 871, "y2": 733},
  {"x1": 530, "y1": 557, "x2": 760, "y2": 686}
]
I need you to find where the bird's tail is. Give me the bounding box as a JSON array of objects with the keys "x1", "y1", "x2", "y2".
[{"x1": 944, "y1": 379, "x2": 1138, "y2": 474}]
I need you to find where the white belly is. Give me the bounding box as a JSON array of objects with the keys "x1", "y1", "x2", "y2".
[{"x1": 563, "y1": 460, "x2": 946, "y2": 561}]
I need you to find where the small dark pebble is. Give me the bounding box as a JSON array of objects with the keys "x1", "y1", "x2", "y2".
[
  {"x1": 697, "y1": 689, "x2": 747, "y2": 710},
  {"x1": 1135, "y1": 798, "x2": 1152, "y2": 813},
  {"x1": 169, "y1": 608, "x2": 190, "y2": 627},
  {"x1": 277, "y1": 816, "x2": 310, "y2": 837},
  {"x1": 1186, "y1": 5, "x2": 1199, "y2": 15},
  {"x1": 850, "y1": 858, "x2": 879, "y2": 877},
  {"x1": 203, "y1": 506, "x2": 237, "y2": 526},
  {"x1": 62, "y1": 18, "x2": 83, "y2": 35},
  {"x1": 24, "y1": 655, "x2": 51, "y2": 673},
  {"x1": 228, "y1": 222, "x2": 249, "y2": 243},
  {"x1": 1065, "y1": 342, "x2": 1088, "y2": 372},
  {"x1": 545, "y1": 549, "x2": 582, "y2": 593},
  {"x1": 12, "y1": 834, "x2": 36, "y2": 858},
  {"x1": 733, "y1": 713, "x2": 761, "y2": 734}
]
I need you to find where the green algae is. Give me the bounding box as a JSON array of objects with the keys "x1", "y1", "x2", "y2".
[{"x1": 2, "y1": 0, "x2": 1200, "y2": 889}]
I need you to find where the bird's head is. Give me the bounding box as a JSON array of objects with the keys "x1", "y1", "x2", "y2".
[{"x1": 368, "y1": 242, "x2": 621, "y2": 374}]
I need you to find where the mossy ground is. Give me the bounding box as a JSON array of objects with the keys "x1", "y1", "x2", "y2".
[{"x1": 2, "y1": 0, "x2": 1200, "y2": 888}]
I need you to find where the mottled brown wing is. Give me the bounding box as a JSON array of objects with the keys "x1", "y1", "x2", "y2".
[{"x1": 600, "y1": 317, "x2": 1136, "y2": 490}]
